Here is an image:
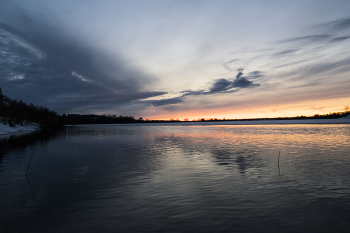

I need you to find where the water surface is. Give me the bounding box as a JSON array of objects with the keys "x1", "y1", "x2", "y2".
[{"x1": 1, "y1": 124, "x2": 350, "y2": 232}]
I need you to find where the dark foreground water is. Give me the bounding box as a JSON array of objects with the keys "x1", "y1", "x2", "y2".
[{"x1": 1, "y1": 124, "x2": 350, "y2": 233}]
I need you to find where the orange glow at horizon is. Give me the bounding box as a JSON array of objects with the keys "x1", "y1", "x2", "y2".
[{"x1": 146, "y1": 97, "x2": 350, "y2": 121}]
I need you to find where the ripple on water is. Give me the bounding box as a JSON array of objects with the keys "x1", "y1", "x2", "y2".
[{"x1": 1, "y1": 124, "x2": 350, "y2": 232}]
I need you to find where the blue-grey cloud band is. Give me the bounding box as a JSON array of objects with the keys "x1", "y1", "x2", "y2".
[{"x1": 0, "y1": 4, "x2": 166, "y2": 113}]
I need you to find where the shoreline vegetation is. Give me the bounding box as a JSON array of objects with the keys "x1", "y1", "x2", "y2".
[
  {"x1": 61, "y1": 111, "x2": 350, "y2": 125},
  {"x1": 1, "y1": 87, "x2": 350, "y2": 135},
  {"x1": 0, "y1": 88, "x2": 62, "y2": 131}
]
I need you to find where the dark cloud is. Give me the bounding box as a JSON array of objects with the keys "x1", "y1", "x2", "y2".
[
  {"x1": 236, "y1": 68, "x2": 244, "y2": 79},
  {"x1": 208, "y1": 76, "x2": 257, "y2": 92},
  {"x1": 49, "y1": 91, "x2": 168, "y2": 113},
  {"x1": 206, "y1": 69, "x2": 259, "y2": 94},
  {"x1": 0, "y1": 5, "x2": 166, "y2": 114},
  {"x1": 144, "y1": 69, "x2": 260, "y2": 107},
  {"x1": 209, "y1": 78, "x2": 232, "y2": 93},
  {"x1": 205, "y1": 69, "x2": 259, "y2": 94},
  {"x1": 232, "y1": 77, "x2": 254, "y2": 88}
]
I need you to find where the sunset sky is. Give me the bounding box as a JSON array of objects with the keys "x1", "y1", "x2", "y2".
[{"x1": 1, "y1": 0, "x2": 350, "y2": 120}]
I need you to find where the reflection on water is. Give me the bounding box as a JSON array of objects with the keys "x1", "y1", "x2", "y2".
[{"x1": 1, "y1": 124, "x2": 350, "y2": 232}]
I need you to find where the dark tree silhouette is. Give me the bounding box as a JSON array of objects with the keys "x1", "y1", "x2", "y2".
[{"x1": 0, "y1": 87, "x2": 63, "y2": 129}]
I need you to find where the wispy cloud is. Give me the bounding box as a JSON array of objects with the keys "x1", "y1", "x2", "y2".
[
  {"x1": 321, "y1": 16, "x2": 350, "y2": 31},
  {"x1": 247, "y1": 71, "x2": 265, "y2": 79},
  {"x1": 330, "y1": 36, "x2": 350, "y2": 42},
  {"x1": 298, "y1": 57, "x2": 350, "y2": 77},
  {"x1": 222, "y1": 59, "x2": 238, "y2": 72},
  {"x1": 278, "y1": 34, "x2": 332, "y2": 43},
  {"x1": 273, "y1": 49, "x2": 299, "y2": 56},
  {"x1": 147, "y1": 97, "x2": 184, "y2": 106},
  {"x1": 278, "y1": 16, "x2": 350, "y2": 46},
  {"x1": 274, "y1": 59, "x2": 310, "y2": 68}
]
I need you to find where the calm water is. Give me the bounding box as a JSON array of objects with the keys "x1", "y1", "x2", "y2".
[{"x1": 1, "y1": 124, "x2": 350, "y2": 233}]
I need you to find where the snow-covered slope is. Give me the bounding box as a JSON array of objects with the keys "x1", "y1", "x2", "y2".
[{"x1": 0, "y1": 123, "x2": 39, "y2": 136}]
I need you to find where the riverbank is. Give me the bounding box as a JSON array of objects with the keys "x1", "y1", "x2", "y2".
[
  {"x1": 0, "y1": 123, "x2": 39, "y2": 137},
  {"x1": 2, "y1": 116, "x2": 349, "y2": 136}
]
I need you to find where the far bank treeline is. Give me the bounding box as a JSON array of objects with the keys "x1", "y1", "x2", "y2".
[
  {"x1": 1, "y1": 87, "x2": 350, "y2": 129},
  {"x1": 0, "y1": 88, "x2": 141, "y2": 128}
]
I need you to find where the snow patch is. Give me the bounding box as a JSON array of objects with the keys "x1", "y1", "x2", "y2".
[{"x1": 0, "y1": 123, "x2": 39, "y2": 136}]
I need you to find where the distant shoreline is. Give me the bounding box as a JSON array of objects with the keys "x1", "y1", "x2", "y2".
[
  {"x1": 67, "y1": 117, "x2": 350, "y2": 126},
  {"x1": 164, "y1": 118, "x2": 350, "y2": 125},
  {"x1": 2, "y1": 116, "x2": 350, "y2": 136}
]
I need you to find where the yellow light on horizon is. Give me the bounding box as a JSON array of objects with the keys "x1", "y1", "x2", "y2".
[{"x1": 145, "y1": 97, "x2": 350, "y2": 121}]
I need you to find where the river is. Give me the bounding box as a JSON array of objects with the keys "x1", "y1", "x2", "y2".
[{"x1": 1, "y1": 124, "x2": 350, "y2": 232}]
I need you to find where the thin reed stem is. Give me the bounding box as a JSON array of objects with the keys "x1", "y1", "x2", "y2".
[{"x1": 25, "y1": 149, "x2": 35, "y2": 175}]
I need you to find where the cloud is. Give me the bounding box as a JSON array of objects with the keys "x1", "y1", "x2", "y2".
[
  {"x1": 0, "y1": 4, "x2": 166, "y2": 113},
  {"x1": 147, "y1": 97, "x2": 185, "y2": 106},
  {"x1": 146, "y1": 69, "x2": 260, "y2": 107},
  {"x1": 222, "y1": 59, "x2": 238, "y2": 72},
  {"x1": 275, "y1": 55, "x2": 350, "y2": 91},
  {"x1": 248, "y1": 71, "x2": 265, "y2": 79},
  {"x1": 204, "y1": 69, "x2": 260, "y2": 94},
  {"x1": 235, "y1": 68, "x2": 244, "y2": 79},
  {"x1": 181, "y1": 89, "x2": 206, "y2": 96},
  {"x1": 323, "y1": 16, "x2": 350, "y2": 31},
  {"x1": 232, "y1": 77, "x2": 254, "y2": 88},
  {"x1": 203, "y1": 69, "x2": 260, "y2": 94},
  {"x1": 274, "y1": 49, "x2": 298, "y2": 56},
  {"x1": 300, "y1": 57, "x2": 350, "y2": 77},
  {"x1": 330, "y1": 36, "x2": 350, "y2": 42},
  {"x1": 279, "y1": 35, "x2": 332, "y2": 43},
  {"x1": 274, "y1": 59, "x2": 311, "y2": 68},
  {"x1": 209, "y1": 78, "x2": 232, "y2": 93},
  {"x1": 49, "y1": 91, "x2": 168, "y2": 113},
  {"x1": 278, "y1": 17, "x2": 350, "y2": 46}
]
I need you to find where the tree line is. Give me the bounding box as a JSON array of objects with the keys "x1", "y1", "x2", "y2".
[
  {"x1": 1, "y1": 87, "x2": 349, "y2": 129},
  {"x1": 0, "y1": 87, "x2": 141, "y2": 128},
  {"x1": 0, "y1": 87, "x2": 63, "y2": 129},
  {"x1": 61, "y1": 114, "x2": 141, "y2": 125}
]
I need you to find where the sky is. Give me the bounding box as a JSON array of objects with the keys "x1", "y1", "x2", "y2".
[{"x1": 1, "y1": 0, "x2": 350, "y2": 120}]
